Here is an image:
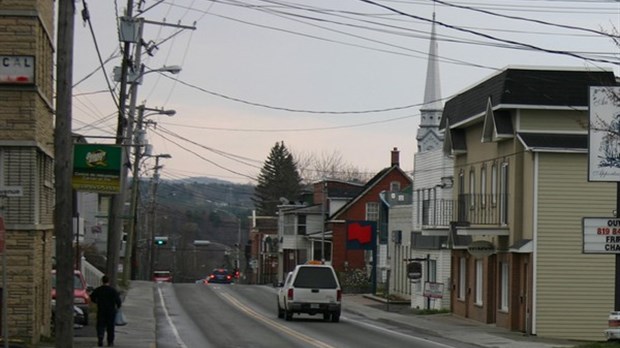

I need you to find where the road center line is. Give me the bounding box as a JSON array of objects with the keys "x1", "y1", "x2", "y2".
[{"x1": 219, "y1": 292, "x2": 336, "y2": 348}]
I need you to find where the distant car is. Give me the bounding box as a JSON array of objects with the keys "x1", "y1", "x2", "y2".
[
  {"x1": 51, "y1": 269, "x2": 91, "y2": 326},
  {"x1": 206, "y1": 269, "x2": 233, "y2": 284},
  {"x1": 276, "y1": 263, "x2": 342, "y2": 322},
  {"x1": 152, "y1": 270, "x2": 172, "y2": 283}
]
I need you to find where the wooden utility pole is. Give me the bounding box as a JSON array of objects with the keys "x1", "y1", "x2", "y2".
[
  {"x1": 107, "y1": 0, "x2": 135, "y2": 288},
  {"x1": 54, "y1": 0, "x2": 76, "y2": 346}
]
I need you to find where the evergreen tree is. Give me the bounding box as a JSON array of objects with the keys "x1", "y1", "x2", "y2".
[{"x1": 253, "y1": 141, "x2": 303, "y2": 215}]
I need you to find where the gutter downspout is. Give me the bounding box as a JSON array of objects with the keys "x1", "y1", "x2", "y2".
[{"x1": 531, "y1": 152, "x2": 539, "y2": 336}]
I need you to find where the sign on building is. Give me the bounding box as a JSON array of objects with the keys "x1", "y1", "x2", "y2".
[
  {"x1": 72, "y1": 144, "x2": 122, "y2": 193},
  {"x1": 423, "y1": 282, "x2": 444, "y2": 299},
  {"x1": 0, "y1": 55, "x2": 34, "y2": 84},
  {"x1": 583, "y1": 217, "x2": 620, "y2": 253},
  {"x1": 588, "y1": 86, "x2": 620, "y2": 182}
]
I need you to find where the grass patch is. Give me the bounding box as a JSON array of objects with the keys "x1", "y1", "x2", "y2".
[{"x1": 414, "y1": 308, "x2": 450, "y2": 315}]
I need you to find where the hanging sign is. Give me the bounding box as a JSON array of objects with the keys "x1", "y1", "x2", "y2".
[
  {"x1": 468, "y1": 240, "x2": 496, "y2": 258},
  {"x1": 72, "y1": 144, "x2": 122, "y2": 193}
]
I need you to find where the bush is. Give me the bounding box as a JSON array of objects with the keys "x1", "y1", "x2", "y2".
[{"x1": 339, "y1": 268, "x2": 371, "y2": 294}]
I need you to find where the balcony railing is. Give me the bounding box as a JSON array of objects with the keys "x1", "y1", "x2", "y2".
[
  {"x1": 419, "y1": 194, "x2": 508, "y2": 228},
  {"x1": 421, "y1": 199, "x2": 452, "y2": 227}
]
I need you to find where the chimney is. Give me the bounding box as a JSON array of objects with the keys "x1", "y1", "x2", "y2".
[{"x1": 391, "y1": 147, "x2": 400, "y2": 167}]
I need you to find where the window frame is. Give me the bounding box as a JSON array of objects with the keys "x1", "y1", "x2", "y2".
[
  {"x1": 480, "y1": 166, "x2": 487, "y2": 208},
  {"x1": 366, "y1": 202, "x2": 379, "y2": 221},
  {"x1": 390, "y1": 181, "x2": 401, "y2": 192},
  {"x1": 469, "y1": 168, "x2": 475, "y2": 208},
  {"x1": 500, "y1": 262, "x2": 509, "y2": 311},
  {"x1": 475, "y1": 259, "x2": 483, "y2": 305},
  {"x1": 459, "y1": 257, "x2": 466, "y2": 300},
  {"x1": 500, "y1": 162, "x2": 509, "y2": 225},
  {"x1": 491, "y1": 163, "x2": 498, "y2": 206}
]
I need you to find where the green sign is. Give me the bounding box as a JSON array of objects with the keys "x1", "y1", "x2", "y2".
[{"x1": 72, "y1": 144, "x2": 122, "y2": 193}]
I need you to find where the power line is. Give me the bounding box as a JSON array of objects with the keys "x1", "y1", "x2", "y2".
[{"x1": 359, "y1": 0, "x2": 620, "y2": 66}]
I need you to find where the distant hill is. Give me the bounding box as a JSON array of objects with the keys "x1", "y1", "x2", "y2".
[
  {"x1": 168, "y1": 176, "x2": 235, "y2": 185},
  {"x1": 156, "y1": 178, "x2": 255, "y2": 210}
]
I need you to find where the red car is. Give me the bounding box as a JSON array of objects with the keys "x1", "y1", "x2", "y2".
[
  {"x1": 152, "y1": 270, "x2": 172, "y2": 283},
  {"x1": 51, "y1": 269, "x2": 91, "y2": 325}
]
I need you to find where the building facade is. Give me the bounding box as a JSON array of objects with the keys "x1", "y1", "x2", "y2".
[
  {"x1": 442, "y1": 67, "x2": 617, "y2": 340},
  {"x1": 0, "y1": 1, "x2": 56, "y2": 343}
]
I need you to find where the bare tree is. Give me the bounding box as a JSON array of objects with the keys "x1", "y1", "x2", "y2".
[{"x1": 293, "y1": 149, "x2": 371, "y2": 184}]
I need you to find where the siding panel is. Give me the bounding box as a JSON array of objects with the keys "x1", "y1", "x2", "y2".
[{"x1": 537, "y1": 153, "x2": 615, "y2": 340}]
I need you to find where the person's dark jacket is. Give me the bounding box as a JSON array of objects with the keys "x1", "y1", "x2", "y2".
[{"x1": 91, "y1": 284, "x2": 122, "y2": 319}]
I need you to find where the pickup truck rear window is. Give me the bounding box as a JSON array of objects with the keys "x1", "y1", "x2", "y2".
[{"x1": 293, "y1": 267, "x2": 338, "y2": 289}]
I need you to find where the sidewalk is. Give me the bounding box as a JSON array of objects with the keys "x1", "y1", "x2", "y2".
[
  {"x1": 40, "y1": 280, "x2": 156, "y2": 348},
  {"x1": 343, "y1": 293, "x2": 584, "y2": 348}
]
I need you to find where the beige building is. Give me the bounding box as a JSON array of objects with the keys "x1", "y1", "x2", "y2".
[
  {"x1": 0, "y1": 1, "x2": 55, "y2": 343},
  {"x1": 442, "y1": 66, "x2": 617, "y2": 341}
]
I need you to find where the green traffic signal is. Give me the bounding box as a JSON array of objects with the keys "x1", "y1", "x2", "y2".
[{"x1": 154, "y1": 237, "x2": 168, "y2": 245}]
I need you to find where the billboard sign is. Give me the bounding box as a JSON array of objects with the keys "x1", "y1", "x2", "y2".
[
  {"x1": 583, "y1": 217, "x2": 620, "y2": 253},
  {"x1": 346, "y1": 221, "x2": 376, "y2": 250},
  {"x1": 72, "y1": 144, "x2": 122, "y2": 193},
  {"x1": 588, "y1": 86, "x2": 620, "y2": 181}
]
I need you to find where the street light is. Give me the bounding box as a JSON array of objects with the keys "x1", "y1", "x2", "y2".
[
  {"x1": 108, "y1": 61, "x2": 182, "y2": 287},
  {"x1": 122, "y1": 106, "x2": 175, "y2": 285}
]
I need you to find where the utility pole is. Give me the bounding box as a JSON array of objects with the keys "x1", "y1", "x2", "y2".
[
  {"x1": 107, "y1": 0, "x2": 135, "y2": 288},
  {"x1": 148, "y1": 155, "x2": 170, "y2": 277},
  {"x1": 108, "y1": 1, "x2": 194, "y2": 288},
  {"x1": 54, "y1": 0, "x2": 76, "y2": 345},
  {"x1": 122, "y1": 105, "x2": 145, "y2": 286},
  {"x1": 122, "y1": 106, "x2": 174, "y2": 284}
]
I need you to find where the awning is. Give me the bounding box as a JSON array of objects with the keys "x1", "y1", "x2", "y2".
[{"x1": 509, "y1": 239, "x2": 532, "y2": 253}]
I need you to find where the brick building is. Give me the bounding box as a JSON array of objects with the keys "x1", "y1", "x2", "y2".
[{"x1": 0, "y1": 1, "x2": 55, "y2": 343}]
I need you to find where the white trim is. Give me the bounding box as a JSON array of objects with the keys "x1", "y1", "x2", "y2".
[
  {"x1": 456, "y1": 227, "x2": 509, "y2": 236},
  {"x1": 421, "y1": 229, "x2": 449, "y2": 236},
  {"x1": 532, "y1": 152, "x2": 539, "y2": 335}
]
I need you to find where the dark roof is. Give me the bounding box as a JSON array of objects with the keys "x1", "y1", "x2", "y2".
[
  {"x1": 330, "y1": 165, "x2": 412, "y2": 220},
  {"x1": 329, "y1": 186, "x2": 364, "y2": 199},
  {"x1": 441, "y1": 68, "x2": 617, "y2": 130},
  {"x1": 517, "y1": 132, "x2": 587, "y2": 151}
]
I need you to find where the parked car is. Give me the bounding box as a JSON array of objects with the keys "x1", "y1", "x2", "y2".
[
  {"x1": 51, "y1": 299, "x2": 85, "y2": 331},
  {"x1": 276, "y1": 263, "x2": 342, "y2": 322},
  {"x1": 51, "y1": 269, "x2": 91, "y2": 326},
  {"x1": 205, "y1": 268, "x2": 233, "y2": 284},
  {"x1": 152, "y1": 270, "x2": 172, "y2": 283}
]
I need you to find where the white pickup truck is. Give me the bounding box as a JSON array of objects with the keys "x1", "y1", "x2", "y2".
[{"x1": 276, "y1": 264, "x2": 342, "y2": 322}]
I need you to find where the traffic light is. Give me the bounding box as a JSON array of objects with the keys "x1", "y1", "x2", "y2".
[{"x1": 154, "y1": 236, "x2": 168, "y2": 246}]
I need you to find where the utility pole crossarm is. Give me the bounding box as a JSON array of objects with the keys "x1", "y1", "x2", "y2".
[{"x1": 142, "y1": 19, "x2": 197, "y2": 31}]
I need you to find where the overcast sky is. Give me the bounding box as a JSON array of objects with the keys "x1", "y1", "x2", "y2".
[{"x1": 70, "y1": 0, "x2": 620, "y2": 184}]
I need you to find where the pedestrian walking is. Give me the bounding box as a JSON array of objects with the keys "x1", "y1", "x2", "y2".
[{"x1": 90, "y1": 275, "x2": 122, "y2": 347}]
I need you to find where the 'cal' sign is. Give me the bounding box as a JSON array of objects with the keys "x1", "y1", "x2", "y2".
[{"x1": 0, "y1": 56, "x2": 35, "y2": 84}]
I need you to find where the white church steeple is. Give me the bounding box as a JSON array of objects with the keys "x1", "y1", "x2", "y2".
[{"x1": 416, "y1": 12, "x2": 443, "y2": 152}]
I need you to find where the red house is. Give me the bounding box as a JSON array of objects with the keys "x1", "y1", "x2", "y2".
[{"x1": 327, "y1": 148, "x2": 412, "y2": 273}]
